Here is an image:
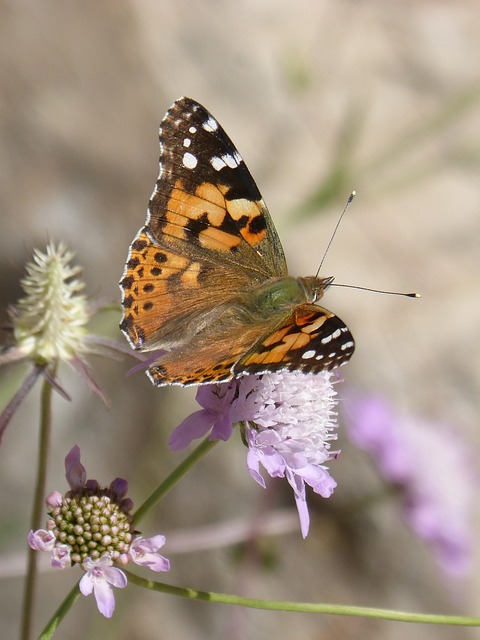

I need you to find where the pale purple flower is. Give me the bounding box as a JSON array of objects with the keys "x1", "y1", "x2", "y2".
[
  {"x1": 169, "y1": 381, "x2": 238, "y2": 449},
  {"x1": 29, "y1": 446, "x2": 170, "y2": 616},
  {"x1": 64, "y1": 445, "x2": 87, "y2": 490},
  {"x1": 129, "y1": 535, "x2": 170, "y2": 572},
  {"x1": 344, "y1": 393, "x2": 476, "y2": 576},
  {"x1": 239, "y1": 372, "x2": 339, "y2": 538},
  {"x1": 79, "y1": 556, "x2": 127, "y2": 618},
  {"x1": 170, "y1": 372, "x2": 340, "y2": 538},
  {"x1": 51, "y1": 544, "x2": 71, "y2": 569},
  {"x1": 28, "y1": 529, "x2": 55, "y2": 552},
  {"x1": 45, "y1": 490, "x2": 63, "y2": 509}
]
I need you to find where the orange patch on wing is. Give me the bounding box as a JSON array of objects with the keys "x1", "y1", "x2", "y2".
[
  {"x1": 225, "y1": 198, "x2": 267, "y2": 246},
  {"x1": 166, "y1": 180, "x2": 226, "y2": 223},
  {"x1": 195, "y1": 182, "x2": 227, "y2": 218},
  {"x1": 198, "y1": 226, "x2": 242, "y2": 251},
  {"x1": 262, "y1": 325, "x2": 291, "y2": 346},
  {"x1": 295, "y1": 310, "x2": 331, "y2": 333},
  {"x1": 180, "y1": 261, "x2": 202, "y2": 288},
  {"x1": 245, "y1": 331, "x2": 310, "y2": 365}
]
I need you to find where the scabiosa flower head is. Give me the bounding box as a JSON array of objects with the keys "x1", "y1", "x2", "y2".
[
  {"x1": 343, "y1": 393, "x2": 476, "y2": 577},
  {"x1": 29, "y1": 446, "x2": 170, "y2": 617},
  {"x1": 170, "y1": 371, "x2": 340, "y2": 538}
]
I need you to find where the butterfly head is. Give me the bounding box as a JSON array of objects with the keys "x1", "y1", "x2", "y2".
[{"x1": 298, "y1": 276, "x2": 334, "y2": 304}]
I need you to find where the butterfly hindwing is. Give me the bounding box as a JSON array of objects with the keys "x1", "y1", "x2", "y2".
[{"x1": 236, "y1": 304, "x2": 355, "y2": 375}]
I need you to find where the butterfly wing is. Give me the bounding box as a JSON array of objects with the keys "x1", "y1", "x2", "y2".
[
  {"x1": 147, "y1": 304, "x2": 355, "y2": 386},
  {"x1": 236, "y1": 304, "x2": 355, "y2": 375},
  {"x1": 120, "y1": 97, "x2": 287, "y2": 351}
]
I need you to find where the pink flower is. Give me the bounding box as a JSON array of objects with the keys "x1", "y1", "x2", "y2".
[
  {"x1": 169, "y1": 382, "x2": 237, "y2": 449},
  {"x1": 239, "y1": 373, "x2": 338, "y2": 538},
  {"x1": 170, "y1": 372, "x2": 340, "y2": 538},
  {"x1": 28, "y1": 529, "x2": 55, "y2": 552},
  {"x1": 51, "y1": 544, "x2": 71, "y2": 569},
  {"x1": 28, "y1": 446, "x2": 171, "y2": 616},
  {"x1": 65, "y1": 445, "x2": 87, "y2": 490},
  {"x1": 129, "y1": 535, "x2": 170, "y2": 572},
  {"x1": 79, "y1": 556, "x2": 127, "y2": 618}
]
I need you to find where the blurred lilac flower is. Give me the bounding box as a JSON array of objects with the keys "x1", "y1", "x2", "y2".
[
  {"x1": 170, "y1": 371, "x2": 340, "y2": 538},
  {"x1": 344, "y1": 393, "x2": 476, "y2": 576},
  {"x1": 28, "y1": 446, "x2": 170, "y2": 617}
]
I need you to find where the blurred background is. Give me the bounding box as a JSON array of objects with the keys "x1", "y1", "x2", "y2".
[{"x1": 1, "y1": 1, "x2": 479, "y2": 638}]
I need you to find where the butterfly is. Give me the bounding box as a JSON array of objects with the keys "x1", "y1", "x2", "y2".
[{"x1": 120, "y1": 97, "x2": 355, "y2": 386}]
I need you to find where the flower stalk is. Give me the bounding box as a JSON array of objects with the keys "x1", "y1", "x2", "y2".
[{"x1": 21, "y1": 371, "x2": 55, "y2": 640}]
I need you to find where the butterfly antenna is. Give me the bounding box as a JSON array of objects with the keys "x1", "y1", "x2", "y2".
[
  {"x1": 315, "y1": 191, "x2": 356, "y2": 278},
  {"x1": 330, "y1": 282, "x2": 420, "y2": 298}
]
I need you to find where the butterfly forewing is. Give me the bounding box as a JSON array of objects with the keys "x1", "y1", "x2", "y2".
[{"x1": 148, "y1": 97, "x2": 287, "y2": 278}]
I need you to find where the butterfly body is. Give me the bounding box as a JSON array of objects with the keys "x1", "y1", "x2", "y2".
[{"x1": 120, "y1": 97, "x2": 354, "y2": 386}]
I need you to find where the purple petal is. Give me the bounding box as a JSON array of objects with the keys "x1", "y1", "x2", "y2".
[
  {"x1": 109, "y1": 477, "x2": 128, "y2": 500},
  {"x1": 210, "y1": 413, "x2": 234, "y2": 441},
  {"x1": 46, "y1": 491, "x2": 63, "y2": 508},
  {"x1": 93, "y1": 581, "x2": 116, "y2": 618},
  {"x1": 104, "y1": 565, "x2": 128, "y2": 588},
  {"x1": 51, "y1": 544, "x2": 71, "y2": 569},
  {"x1": 130, "y1": 535, "x2": 171, "y2": 572},
  {"x1": 79, "y1": 572, "x2": 94, "y2": 596},
  {"x1": 169, "y1": 409, "x2": 217, "y2": 450},
  {"x1": 64, "y1": 445, "x2": 86, "y2": 490},
  {"x1": 294, "y1": 490, "x2": 310, "y2": 539},
  {"x1": 298, "y1": 465, "x2": 337, "y2": 498},
  {"x1": 28, "y1": 529, "x2": 55, "y2": 552},
  {"x1": 246, "y1": 450, "x2": 266, "y2": 488}
]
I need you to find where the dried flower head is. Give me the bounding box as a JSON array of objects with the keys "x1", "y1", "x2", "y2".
[
  {"x1": 13, "y1": 242, "x2": 89, "y2": 363},
  {"x1": 0, "y1": 242, "x2": 136, "y2": 439}
]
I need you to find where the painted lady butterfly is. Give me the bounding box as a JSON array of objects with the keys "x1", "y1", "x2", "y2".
[{"x1": 120, "y1": 97, "x2": 355, "y2": 386}]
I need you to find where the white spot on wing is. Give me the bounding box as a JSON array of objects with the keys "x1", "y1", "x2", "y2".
[
  {"x1": 222, "y1": 154, "x2": 239, "y2": 168},
  {"x1": 189, "y1": 126, "x2": 197, "y2": 134},
  {"x1": 183, "y1": 138, "x2": 191, "y2": 148},
  {"x1": 203, "y1": 116, "x2": 218, "y2": 132},
  {"x1": 301, "y1": 349, "x2": 316, "y2": 360},
  {"x1": 182, "y1": 152, "x2": 198, "y2": 169},
  {"x1": 211, "y1": 156, "x2": 227, "y2": 171}
]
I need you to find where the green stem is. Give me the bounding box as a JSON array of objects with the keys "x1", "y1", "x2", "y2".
[
  {"x1": 21, "y1": 370, "x2": 54, "y2": 640},
  {"x1": 125, "y1": 572, "x2": 480, "y2": 627},
  {"x1": 37, "y1": 583, "x2": 81, "y2": 640},
  {"x1": 134, "y1": 435, "x2": 219, "y2": 524}
]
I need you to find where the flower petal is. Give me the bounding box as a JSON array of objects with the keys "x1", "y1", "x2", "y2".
[
  {"x1": 129, "y1": 535, "x2": 170, "y2": 572},
  {"x1": 28, "y1": 529, "x2": 55, "y2": 552},
  {"x1": 65, "y1": 445, "x2": 86, "y2": 490}
]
